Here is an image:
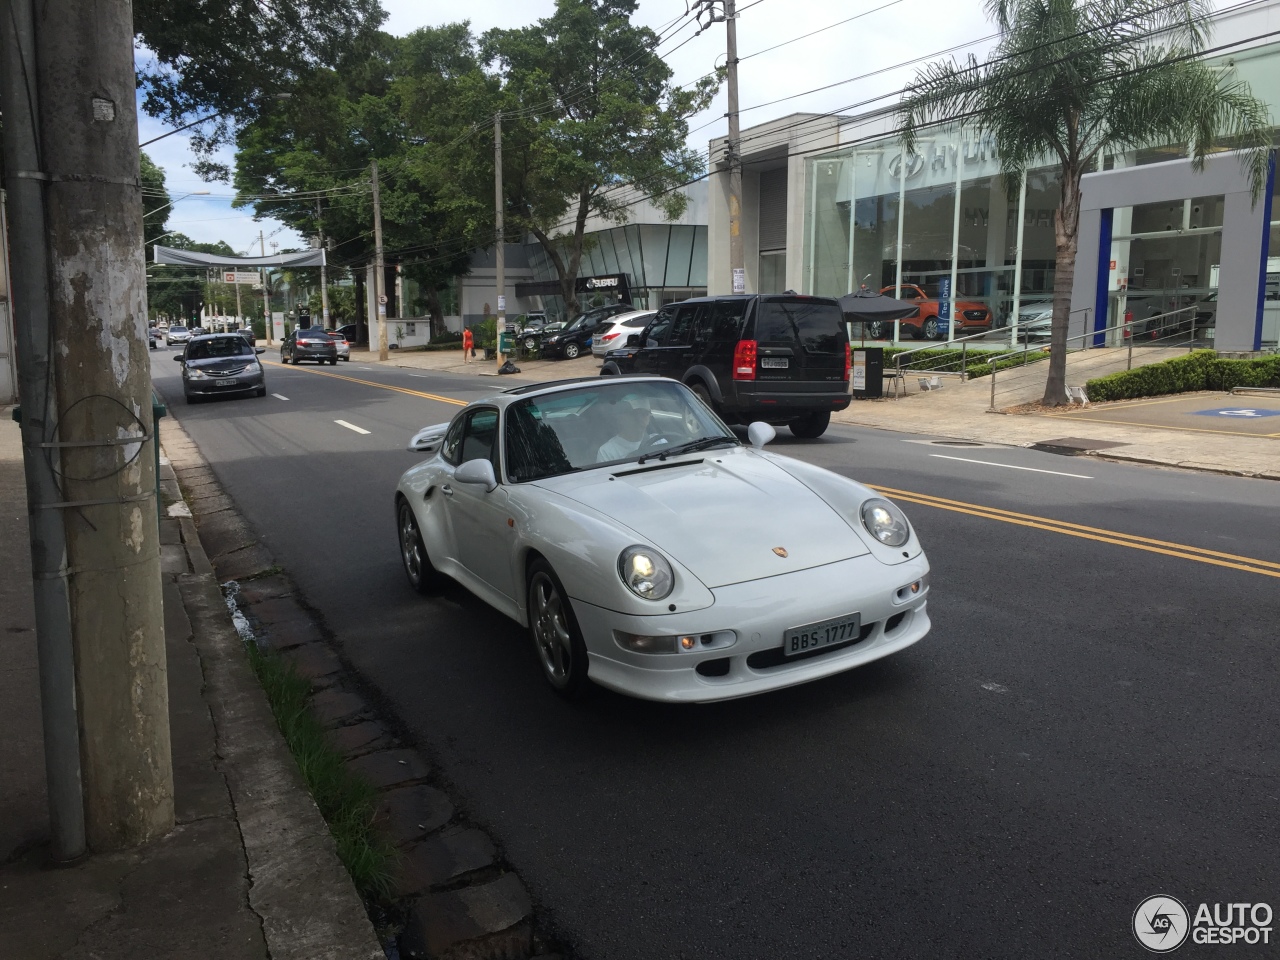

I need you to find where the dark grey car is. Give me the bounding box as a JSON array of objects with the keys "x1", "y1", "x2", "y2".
[
  {"x1": 176, "y1": 334, "x2": 267, "y2": 403},
  {"x1": 281, "y1": 326, "x2": 338, "y2": 365}
]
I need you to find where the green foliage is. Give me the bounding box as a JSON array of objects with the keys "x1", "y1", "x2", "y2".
[
  {"x1": 898, "y1": 0, "x2": 1273, "y2": 404},
  {"x1": 244, "y1": 641, "x2": 396, "y2": 904},
  {"x1": 1086, "y1": 351, "x2": 1280, "y2": 400},
  {"x1": 140, "y1": 152, "x2": 172, "y2": 247},
  {"x1": 484, "y1": 0, "x2": 720, "y2": 318},
  {"x1": 310, "y1": 286, "x2": 358, "y2": 325}
]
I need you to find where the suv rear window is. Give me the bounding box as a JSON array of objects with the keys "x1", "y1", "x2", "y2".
[{"x1": 753, "y1": 299, "x2": 845, "y2": 354}]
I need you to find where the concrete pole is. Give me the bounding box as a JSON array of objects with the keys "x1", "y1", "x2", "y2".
[
  {"x1": 948, "y1": 146, "x2": 963, "y2": 344},
  {"x1": 0, "y1": 0, "x2": 87, "y2": 863},
  {"x1": 1010, "y1": 170, "x2": 1029, "y2": 348},
  {"x1": 260, "y1": 232, "x2": 272, "y2": 346},
  {"x1": 495, "y1": 114, "x2": 505, "y2": 369},
  {"x1": 372, "y1": 160, "x2": 388, "y2": 361},
  {"x1": 894, "y1": 145, "x2": 907, "y2": 342},
  {"x1": 726, "y1": 0, "x2": 744, "y2": 294},
  {"x1": 36, "y1": 0, "x2": 173, "y2": 850},
  {"x1": 317, "y1": 200, "x2": 330, "y2": 329}
]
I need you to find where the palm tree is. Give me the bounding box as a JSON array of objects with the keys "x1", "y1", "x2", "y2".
[{"x1": 899, "y1": 0, "x2": 1272, "y2": 404}]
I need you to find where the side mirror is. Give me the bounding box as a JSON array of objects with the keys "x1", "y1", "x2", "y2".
[
  {"x1": 407, "y1": 422, "x2": 450, "y2": 453},
  {"x1": 626, "y1": 334, "x2": 640, "y2": 347},
  {"x1": 747, "y1": 422, "x2": 776, "y2": 449},
  {"x1": 455, "y1": 458, "x2": 498, "y2": 492},
  {"x1": 255, "y1": 347, "x2": 265, "y2": 355},
  {"x1": 172, "y1": 355, "x2": 184, "y2": 362}
]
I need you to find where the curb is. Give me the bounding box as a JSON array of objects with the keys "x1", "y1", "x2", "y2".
[
  {"x1": 158, "y1": 445, "x2": 384, "y2": 960},
  {"x1": 158, "y1": 415, "x2": 562, "y2": 960}
]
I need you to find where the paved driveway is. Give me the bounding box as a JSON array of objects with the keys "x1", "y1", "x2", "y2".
[{"x1": 1048, "y1": 391, "x2": 1280, "y2": 438}]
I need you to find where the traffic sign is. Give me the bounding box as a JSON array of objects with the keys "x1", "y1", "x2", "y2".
[
  {"x1": 378, "y1": 295, "x2": 388, "y2": 304},
  {"x1": 223, "y1": 271, "x2": 260, "y2": 284}
]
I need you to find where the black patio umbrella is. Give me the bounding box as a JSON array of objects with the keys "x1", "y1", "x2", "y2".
[{"x1": 836, "y1": 286, "x2": 920, "y2": 323}]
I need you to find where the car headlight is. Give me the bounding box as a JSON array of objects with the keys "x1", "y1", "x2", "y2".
[
  {"x1": 860, "y1": 498, "x2": 910, "y2": 547},
  {"x1": 618, "y1": 545, "x2": 674, "y2": 600},
  {"x1": 186, "y1": 367, "x2": 208, "y2": 379}
]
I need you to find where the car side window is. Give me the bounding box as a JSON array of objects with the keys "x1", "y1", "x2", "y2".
[
  {"x1": 440, "y1": 415, "x2": 466, "y2": 466},
  {"x1": 709, "y1": 301, "x2": 747, "y2": 341},
  {"x1": 645, "y1": 309, "x2": 675, "y2": 346},
  {"x1": 667, "y1": 305, "x2": 701, "y2": 346},
  {"x1": 459, "y1": 408, "x2": 499, "y2": 469}
]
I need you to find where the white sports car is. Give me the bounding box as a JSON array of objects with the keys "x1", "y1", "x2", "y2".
[{"x1": 395, "y1": 376, "x2": 931, "y2": 702}]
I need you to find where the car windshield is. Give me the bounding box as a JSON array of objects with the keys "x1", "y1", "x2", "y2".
[
  {"x1": 186, "y1": 338, "x2": 253, "y2": 360},
  {"x1": 504, "y1": 380, "x2": 737, "y2": 482},
  {"x1": 169, "y1": 326, "x2": 187, "y2": 333}
]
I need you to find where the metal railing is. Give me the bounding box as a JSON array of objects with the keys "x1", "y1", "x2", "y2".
[{"x1": 987, "y1": 305, "x2": 1202, "y2": 410}]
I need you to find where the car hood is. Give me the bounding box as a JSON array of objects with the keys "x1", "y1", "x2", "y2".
[
  {"x1": 185, "y1": 354, "x2": 257, "y2": 370},
  {"x1": 538, "y1": 447, "x2": 868, "y2": 588}
]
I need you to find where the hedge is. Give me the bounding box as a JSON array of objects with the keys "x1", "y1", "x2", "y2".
[{"x1": 1085, "y1": 351, "x2": 1280, "y2": 401}]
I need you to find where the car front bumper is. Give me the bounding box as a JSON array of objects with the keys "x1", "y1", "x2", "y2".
[
  {"x1": 571, "y1": 553, "x2": 930, "y2": 702},
  {"x1": 185, "y1": 368, "x2": 265, "y2": 397}
]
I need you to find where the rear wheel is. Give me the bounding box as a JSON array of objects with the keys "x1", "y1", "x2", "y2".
[
  {"x1": 599, "y1": 362, "x2": 620, "y2": 376},
  {"x1": 397, "y1": 499, "x2": 438, "y2": 595},
  {"x1": 866, "y1": 320, "x2": 885, "y2": 340},
  {"x1": 564, "y1": 342, "x2": 580, "y2": 359},
  {"x1": 330, "y1": 358, "x2": 338, "y2": 366},
  {"x1": 689, "y1": 381, "x2": 718, "y2": 416},
  {"x1": 788, "y1": 410, "x2": 830, "y2": 439},
  {"x1": 527, "y1": 558, "x2": 590, "y2": 699}
]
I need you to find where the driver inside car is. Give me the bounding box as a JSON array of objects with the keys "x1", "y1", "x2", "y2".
[{"x1": 596, "y1": 401, "x2": 666, "y2": 462}]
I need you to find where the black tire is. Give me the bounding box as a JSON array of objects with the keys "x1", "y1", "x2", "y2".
[
  {"x1": 330, "y1": 358, "x2": 338, "y2": 366},
  {"x1": 397, "y1": 498, "x2": 439, "y2": 595},
  {"x1": 254, "y1": 386, "x2": 267, "y2": 398},
  {"x1": 690, "y1": 381, "x2": 719, "y2": 416},
  {"x1": 280, "y1": 353, "x2": 289, "y2": 364},
  {"x1": 923, "y1": 318, "x2": 941, "y2": 340},
  {"x1": 185, "y1": 391, "x2": 201, "y2": 405},
  {"x1": 599, "y1": 362, "x2": 620, "y2": 376},
  {"x1": 527, "y1": 558, "x2": 590, "y2": 699},
  {"x1": 788, "y1": 410, "x2": 830, "y2": 439},
  {"x1": 866, "y1": 320, "x2": 885, "y2": 340},
  {"x1": 563, "y1": 342, "x2": 580, "y2": 359},
  {"x1": 524, "y1": 337, "x2": 537, "y2": 351}
]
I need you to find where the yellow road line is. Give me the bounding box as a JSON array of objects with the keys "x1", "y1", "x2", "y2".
[
  {"x1": 1046, "y1": 413, "x2": 1278, "y2": 439},
  {"x1": 869, "y1": 484, "x2": 1280, "y2": 579},
  {"x1": 263, "y1": 360, "x2": 467, "y2": 406}
]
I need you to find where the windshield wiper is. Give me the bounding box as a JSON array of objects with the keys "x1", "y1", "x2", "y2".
[{"x1": 639, "y1": 435, "x2": 738, "y2": 464}]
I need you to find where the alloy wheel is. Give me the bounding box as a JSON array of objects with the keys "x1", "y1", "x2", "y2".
[{"x1": 530, "y1": 572, "x2": 573, "y2": 684}]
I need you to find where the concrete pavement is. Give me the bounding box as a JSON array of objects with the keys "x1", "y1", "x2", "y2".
[
  {"x1": 0, "y1": 409, "x2": 383, "y2": 960},
  {"x1": 345, "y1": 343, "x2": 1280, "y2": 480}
]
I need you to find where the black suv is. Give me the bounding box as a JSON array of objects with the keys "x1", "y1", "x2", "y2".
[
  {"x1": 600, "y1": 294, "x2": 850, "y2": 438},
  {"x1": 540, "y1": 303, "x2": 634, "y2": 360}
]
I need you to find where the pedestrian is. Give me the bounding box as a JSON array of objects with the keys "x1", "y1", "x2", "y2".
[{"x1": 462, "y1": 326, "x2": 474, "y2": 363}]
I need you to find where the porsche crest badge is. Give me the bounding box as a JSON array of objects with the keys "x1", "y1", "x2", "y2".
[{"x1": 772, "y1": 547, "x2": 788, "y2": 558}]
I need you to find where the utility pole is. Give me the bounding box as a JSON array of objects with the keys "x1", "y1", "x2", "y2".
[
  {"x1": 259, "y1": 231, "x2": 272, "y2": 346},
  {"x1": 5, "y1": 0, "x2": 173, "y2": 852},
  {"x1": 494, "y1": 113, "x2": 505, "y2": 370},
  {"x1": 372, "y1": 160, "x2": 388, "y2": 361},
  {"x1": 697, "y1": 1, "x2": 744, "y2": 294},
  {"x1": 316, "y1": 199, "x2": 330, "y2": 329},
  {"x1": 1, "y1": 0, "x2": 86, "y2": 862}
]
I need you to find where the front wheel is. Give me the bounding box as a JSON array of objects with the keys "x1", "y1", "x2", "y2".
[
  {"x1": 866, "y1": 320, "x2": 885, "y2": 340},
  {"x1": 923, "y1": 318, "x2": 941, "y2": 340},
  {"x1": 788, "y1": 410, "x2": 830, "y2": 439},
  {"x1": 527, "y1": 559, "x2": 590, "y2": 699},
  {"x1": 398, "y1": 499, "x2": 439, "y2": 595},
  {"x1": 563, "y1": 342, "x2": 580, "y2": 360},
  {"x1": 524, "y1": 338, "x2": 537, "y2": 351}
]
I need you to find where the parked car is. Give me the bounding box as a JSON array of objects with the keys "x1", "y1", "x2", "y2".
[
  {"x1": 166, "y1": 324, "x2": 192, "y2": 346},
  {"x1": 540, "y1": 313, "x2": 610, "y2": 360},
  {"x1": 174, "y1": 334, "x2": 267, "y2": 403},
  {"x1": 1013, "y1": 301, "x2": 1055, "y2": 342},
  {"x1": 148, "y1": 326, "x2": 161, "y2": 350},
  {"x1": 336, "y1": 322, "x2": 368, "y2": 345},
  {"x1": 868, "y1": 284, "x2": 992, "y2": 340},
  {"x1": 327, "y1": 330, "x2": 351, "y2": 361},
  {"x1": 281, "y1": 326, "x2": 339, "y2": 365},
  {"x1": 591, "y1": 310, "x2": 656, "y2": 357},
  {"x1": 234, "y1": 326, "x2": 257, "y2": 347},
  {"x1": 600, "y1": 294, "x2": 851, "y2": 439},
  {"x1": 395, "y1": 376, "x2": 930, "y2": 702}
]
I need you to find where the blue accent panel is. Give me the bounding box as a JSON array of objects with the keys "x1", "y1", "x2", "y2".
[
  {"x1": 1254, "y1": 151, "x2": 1276, "y2": 351},
  {"x1": 1093, "y1": 208, "x2": 1114, "y2": 347}
]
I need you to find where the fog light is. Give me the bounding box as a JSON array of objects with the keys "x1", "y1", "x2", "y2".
[
  {"x1": 614, "y1": 631, "x2": 677, "y2": 654},
  {"x1": 894, "y1": 573, "x2": 930, "y2": 604},
  {"x1": 680, "y1": 636, "x2": 696, "y2": 650}
]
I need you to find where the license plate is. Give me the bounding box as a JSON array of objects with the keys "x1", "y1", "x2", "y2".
[
  {"x1": 215, "y1": 378, "x2": 237, "y2": 386},
  {"x1": 760, "y1": 357, "x2": 789, "y2": 369},
  {"x1": 783, "y1": 613, "x2": 861, "y2": 656}
]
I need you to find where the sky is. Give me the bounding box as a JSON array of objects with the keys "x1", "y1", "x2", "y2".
[{"x1": 140, "y1": 0, "x2": 1008, "y2": 254}]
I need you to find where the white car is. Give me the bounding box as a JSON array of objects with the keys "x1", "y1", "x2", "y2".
[
  {"x1": 166, "y1": 324, "x2": 192, "y2": 345},
  {"x1": 395, "y1": 377, "x2": 931, "y2": 703},
  {"x1": 327, "y1": 330, "x2": 351, "y2": 361},
  {"x1": 591, "y1": 310, "x2": 656, "y2": 357}
]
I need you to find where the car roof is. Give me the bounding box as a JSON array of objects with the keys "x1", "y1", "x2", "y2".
[{"x1": 497, "y1": 374, "x2": 671, "y2": 404}]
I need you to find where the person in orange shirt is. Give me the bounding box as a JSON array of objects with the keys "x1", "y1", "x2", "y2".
[{"x1": 461, "y1": 326, "x2": 474, "y2": 363}]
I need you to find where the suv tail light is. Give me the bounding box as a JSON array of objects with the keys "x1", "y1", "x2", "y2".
[
  {"x1": 844, "y1": 342, "x2": 851, "y2": 381},
  {"x1": 732, "y1": 339, "x2": 757, "y2": 380}
]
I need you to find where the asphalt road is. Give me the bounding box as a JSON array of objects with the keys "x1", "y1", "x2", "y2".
[{"x1": 152, "y1": 346, "x2": 1280, "y2": 959}]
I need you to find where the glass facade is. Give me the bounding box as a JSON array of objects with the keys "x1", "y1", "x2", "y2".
[{"x1": 525, "y1": 223, "x2": 708, "y2": 318}]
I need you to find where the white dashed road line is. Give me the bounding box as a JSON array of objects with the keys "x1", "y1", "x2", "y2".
[
  {"x1": 928, "y1": 454, "x2": 1093, "y2": 479},
  {"x1": 271, "y1": 393, "x2": 289, "y2": 401},
  {"x1": 335, "y1": 419, "x2": 371, "y2": 435}
]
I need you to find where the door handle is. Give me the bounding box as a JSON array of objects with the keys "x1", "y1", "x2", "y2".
[{"x1": 441, "y1": 484, "x2": 454, "y2": 496}]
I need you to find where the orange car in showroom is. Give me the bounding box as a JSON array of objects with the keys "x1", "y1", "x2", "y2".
[{"x1": 868, "y1": 284, "x2": 993, "y2": 340}]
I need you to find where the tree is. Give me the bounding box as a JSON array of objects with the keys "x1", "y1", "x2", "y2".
[
  {"x1": 898, "y1": 0, "x2": 1272, "y2": 405},
  {"x1": 484, "y1": 0, "x2": 718, "y2": 319},
  {"x1": 133, "y1": 0, "x2": 385, "y2": 162},
  {"x1": 140, "y1": 151, "x2": 173, "y2": 248}
]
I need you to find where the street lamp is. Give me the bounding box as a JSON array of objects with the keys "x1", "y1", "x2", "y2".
[{"x1": 143, "y1": 189, "x2": 210, "y2": 219}]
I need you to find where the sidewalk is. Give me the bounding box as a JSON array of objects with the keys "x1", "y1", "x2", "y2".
[
  {"x1": 350, "y1": 344, "x2": 1280, "y2": 480},
  {"x1": 0, "y1": 410, "x2": 383, "y2": 960}
]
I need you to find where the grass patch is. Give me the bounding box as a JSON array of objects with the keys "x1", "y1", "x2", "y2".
[{"x1": 244, "y1": 641, "x2": 397, "y2": 903}]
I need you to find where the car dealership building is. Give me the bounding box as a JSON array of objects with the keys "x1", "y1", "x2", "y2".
[{"x1": 706, "y1": 0, "x2": 1280, "y2": 352}]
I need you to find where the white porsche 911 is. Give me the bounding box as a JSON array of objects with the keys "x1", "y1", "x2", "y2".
[{"x1": 395, "y1": 376, "x2": 931, "y2": 702}]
